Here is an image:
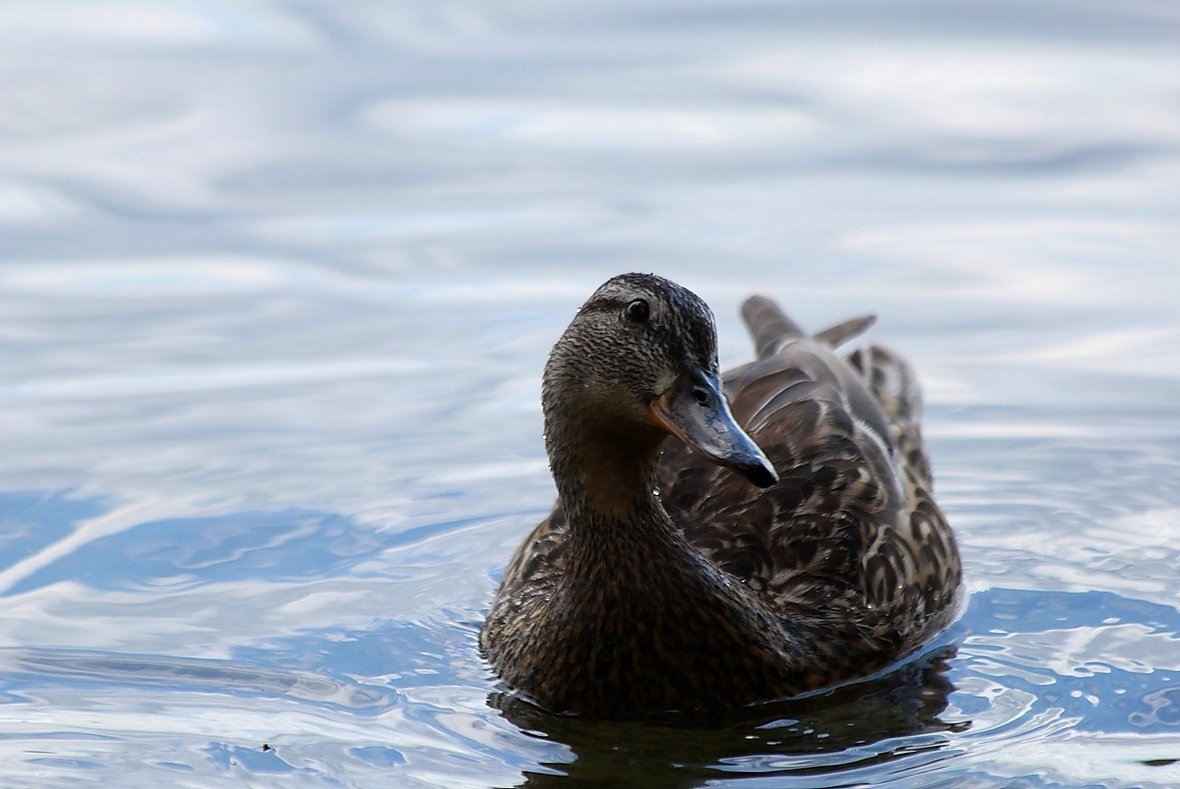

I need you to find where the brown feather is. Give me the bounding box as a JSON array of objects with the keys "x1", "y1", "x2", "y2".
[{"x1": 481, "y1": 276, "x2": 962, "y2": 717}]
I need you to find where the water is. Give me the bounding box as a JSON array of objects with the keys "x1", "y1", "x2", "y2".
[{"x1": 2, "y1": 1, "x2": 1179, "y2": 786}]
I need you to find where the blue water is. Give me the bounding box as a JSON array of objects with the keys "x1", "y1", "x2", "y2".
[{"x1": 2, "y1": 2, "x2": 1179, "y2": 786}]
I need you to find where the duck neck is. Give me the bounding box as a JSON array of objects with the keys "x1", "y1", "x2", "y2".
[{"x1": 546, "y1": 412, "x2": 672, "y2": 538}]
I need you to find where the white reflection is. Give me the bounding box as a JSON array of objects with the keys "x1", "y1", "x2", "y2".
[
  {"x1": 0, "y1": 180, "x2": 80, "y2": 224},
  {"x1": 968, "y1": 623, "x2": 1180, "y2": 677},
  {"x1": 0, "y1": 1, "x2": 319, "y2": 48},
  {"x1": 0, "y1": 257, "x2": 284, "y2": 296},
  {"x1": 362, "y1": 98, "x2": 819, "y2": 149}
]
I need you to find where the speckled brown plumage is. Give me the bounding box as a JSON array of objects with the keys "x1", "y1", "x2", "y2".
[{"x1": 481, "y1": 274, "x2": 962, "y2": 717}]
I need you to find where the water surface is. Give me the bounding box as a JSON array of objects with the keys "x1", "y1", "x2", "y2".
[{"x1": 2, "y1": 2, "x2": 1179, "y2": 786}]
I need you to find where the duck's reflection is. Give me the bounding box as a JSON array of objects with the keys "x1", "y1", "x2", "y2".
[{"x1": 492, "y1": 645, "x2": 966, "y2": 788}]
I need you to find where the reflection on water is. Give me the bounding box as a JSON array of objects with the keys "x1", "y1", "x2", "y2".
[
  {"x1": 2, "y1": 0, "x2": 1180, "y2": 786},
  {"x1": 5, "y1": 648, "x2": 394, "y2": 713},
  {"x1": 495, "y1": 645, "x2": 964, "y2": 788}
]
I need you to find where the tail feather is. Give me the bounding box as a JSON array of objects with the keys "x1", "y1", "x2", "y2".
[
  {"x1": 814, "y1": 315, "x2": 876, "y2": 348},
  {"x1": 741, "y1": 296, "x2": 805, "y2": 359},
  {"x1": 743, "y1": 296, "x2": 877, "y2": 358}
]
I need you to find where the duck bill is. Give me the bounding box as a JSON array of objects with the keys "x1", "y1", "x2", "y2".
[{"x1": 648, "y1": 372, "x2": 778, "y2": 488}]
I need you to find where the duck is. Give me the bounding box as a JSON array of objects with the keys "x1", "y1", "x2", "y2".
[{"x1": 481, "y1": 273, "x2": 962, "y2": 717}]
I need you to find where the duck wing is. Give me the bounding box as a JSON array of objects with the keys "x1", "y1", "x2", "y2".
[{"x1": 657, "y1": 296, "x2": 961, "y2": 653}]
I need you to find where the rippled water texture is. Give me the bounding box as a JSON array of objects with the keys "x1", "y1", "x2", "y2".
[{"x1": 2, "y1": 2, "x2": 1179, "y2": 786}]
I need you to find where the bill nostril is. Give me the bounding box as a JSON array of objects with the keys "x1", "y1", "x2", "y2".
[{"x1": 691, "y1": 387, "x2": 710, "y2": 406}]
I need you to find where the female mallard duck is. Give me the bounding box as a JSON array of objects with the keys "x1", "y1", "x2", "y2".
[{"x1": 481, "y1": 273, "x2": 962, "y2": 716}]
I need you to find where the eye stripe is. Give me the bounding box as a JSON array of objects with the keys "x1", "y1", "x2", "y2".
[
  {"x1": 581, "y1": 295, "x2": 650, "y2": 316},
  {"x1": 580, "y1": 296, "x2": 627, "y2": 313}
]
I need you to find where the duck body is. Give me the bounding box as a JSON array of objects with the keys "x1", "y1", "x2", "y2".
[{"x1": 481, "y1": 274, "x2": 962, "y2": 717}]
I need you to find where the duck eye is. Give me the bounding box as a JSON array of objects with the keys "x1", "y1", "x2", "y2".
[{"x1": 624, "y1": 298, "x2": 650, "y2": 323}]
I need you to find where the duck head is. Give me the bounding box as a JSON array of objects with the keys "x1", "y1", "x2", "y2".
[{"x1": 543, "y1": 273, "x2": 778, "y2": 489}]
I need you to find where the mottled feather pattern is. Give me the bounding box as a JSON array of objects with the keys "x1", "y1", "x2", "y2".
[
  {"x1": 661, "y1": 311, "x2": 963, "y2": 657},
  {"x1": 482, "y1": 275, "x2": 962, "y2": 716},
  {"x1": 665, "y1": 313, "x2": 958, "y2": 641}
]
